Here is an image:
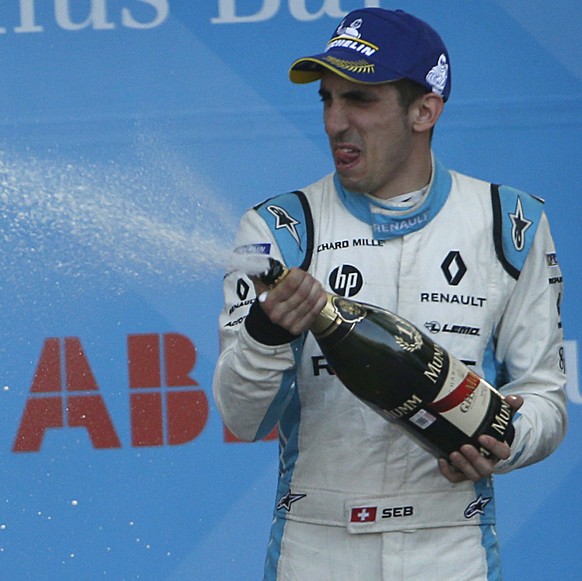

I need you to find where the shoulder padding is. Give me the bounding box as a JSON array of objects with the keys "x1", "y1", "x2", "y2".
[
  {"x1": 254, "y1": 190, "x2": 314, "y2": 271},
  {"x1": 491, "y1": 184, "x2": 544, "y2": 279}
]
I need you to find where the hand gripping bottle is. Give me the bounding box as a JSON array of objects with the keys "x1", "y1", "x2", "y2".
[{"x1": 259, "y1": 258, "x2": 515, "y2": 459}]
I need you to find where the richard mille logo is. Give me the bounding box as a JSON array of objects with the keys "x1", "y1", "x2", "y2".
[{"x1": 266, "y1": 205, "x2": 301, "y2": 247}]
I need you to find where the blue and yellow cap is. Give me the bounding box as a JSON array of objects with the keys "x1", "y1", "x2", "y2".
[{"x1": 289, "y1": 8, "x2": 451, "y2": 101}]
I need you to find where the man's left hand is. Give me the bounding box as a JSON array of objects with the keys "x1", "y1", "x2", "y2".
[{"x1": 438, "y1": 395, "x2": 524, "y2": 483}]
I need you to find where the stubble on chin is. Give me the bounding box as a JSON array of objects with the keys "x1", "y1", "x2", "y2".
[{"x1": 336, "y1": 172, "x2": 369, "y2": 195}]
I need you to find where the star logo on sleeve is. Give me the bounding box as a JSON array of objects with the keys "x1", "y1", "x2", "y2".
[
  {"x1": 464, "y1": 494, "x2": 492, "y2": 519},
  {"x1": 508, "y1": 196, "x2": 532, "y2": 251},
  {"x1": 276, "y1": 490, "x2": 307, "y2": 512},
  {"x1": 266, "y1": 204, "x2": 302, "y2": 247}
]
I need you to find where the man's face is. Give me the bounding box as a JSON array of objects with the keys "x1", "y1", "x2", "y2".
[{"x1": 319, "y1": 71, "x2": 416, "y2": 200}]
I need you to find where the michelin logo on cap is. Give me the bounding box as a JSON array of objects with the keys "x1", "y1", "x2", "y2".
[
  {"x1": 326, "y1": 17, "x2": 378, "y2": 58},
  {"x1": 426, "y1": 54, "x2": 449, "y2": 97},
  {"x1": 337, "y1": 17, "x2": 362, "y2": 38}
]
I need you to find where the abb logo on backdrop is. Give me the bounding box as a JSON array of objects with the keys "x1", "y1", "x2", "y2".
[{"x1": 12, "y1": 333, "x2": 276, "y2": 453}]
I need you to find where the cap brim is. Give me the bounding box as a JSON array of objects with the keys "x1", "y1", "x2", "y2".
[
  {"x1": 289, "y1": 56, "x2": 328, "y2": 84},
  {"x1": 289, "y1": 54, "x2": 403, "y2": 85}
]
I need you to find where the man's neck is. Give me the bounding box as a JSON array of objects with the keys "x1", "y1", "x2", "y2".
[{"x1": 371, "y1": 151, "x2": 433, "y2": 201}]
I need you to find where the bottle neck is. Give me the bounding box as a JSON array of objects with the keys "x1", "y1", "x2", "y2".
[
  {"x1": 310, "y1": 295, "x2": 343, "y2": 338},
  {"x1": 258, "y1": 259, "x2": 343, "y2": 338}
]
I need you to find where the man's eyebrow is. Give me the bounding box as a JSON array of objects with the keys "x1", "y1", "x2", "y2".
[
  {"x1": 343, "y1": 88, "x2": 372, "y2": 98},
  {"x1": 318, "y1": 87, "x2": 374, "y2": 99}
]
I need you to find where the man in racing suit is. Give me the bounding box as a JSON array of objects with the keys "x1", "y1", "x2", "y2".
[{"x1": 213, "y1": 8, "x2": 567, "y2": 580}]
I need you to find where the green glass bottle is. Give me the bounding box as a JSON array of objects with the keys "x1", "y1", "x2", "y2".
[{"x1": 260, "y1": 258, "x2": 515, "y2": 459}]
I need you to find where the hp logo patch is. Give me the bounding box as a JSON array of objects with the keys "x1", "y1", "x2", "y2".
[{"x1": 329, "y1": 264, "x2": 363, "y2": 297}]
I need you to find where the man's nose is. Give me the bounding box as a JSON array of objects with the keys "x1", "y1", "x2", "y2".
[{"x1": 324, "y1": 101, "x2": 350, "y2": 137}]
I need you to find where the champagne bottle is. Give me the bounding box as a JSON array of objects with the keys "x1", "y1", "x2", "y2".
[{"x1": 259, "y1": 258, "x2": 515, "y2": 460}]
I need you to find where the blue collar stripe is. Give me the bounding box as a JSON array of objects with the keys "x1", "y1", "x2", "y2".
[{"x1": 334, "y1": 158, "x2": 452, "y2": 240}]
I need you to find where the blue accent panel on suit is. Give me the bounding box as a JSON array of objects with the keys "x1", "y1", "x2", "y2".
[
  {"x1": 496, "y1": 185, "x2": 544, "y2": 273},
  {"x1": 482, "y1": 338, "x2": 499, "y2": 388},
  {"x1": 255, "y1": 192, "x2": 310, "y2": 268},
  {"x1": 263, "y1": 339, "x2": 305, "y2": 579},
  {"x1": 473, "y1": 478, "x2": 502, "y2": 580}
]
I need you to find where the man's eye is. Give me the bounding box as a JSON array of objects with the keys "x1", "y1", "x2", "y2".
[{"x1": 348, "y1": 93, "x2": 373, "y2": 103}]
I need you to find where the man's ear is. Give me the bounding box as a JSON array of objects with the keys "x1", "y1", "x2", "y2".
[{"x1": 410, "y1": 92, "x2": 444, "y2": 133}]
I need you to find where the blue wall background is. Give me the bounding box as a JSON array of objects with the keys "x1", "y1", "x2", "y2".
[{"x1": 0, "y1": 1, "x2": 580, "y2": 579}]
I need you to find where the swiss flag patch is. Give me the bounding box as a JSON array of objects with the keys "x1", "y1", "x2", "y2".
[{"x1": 350, "y1": 506, "x2": 377, "y2": 523}]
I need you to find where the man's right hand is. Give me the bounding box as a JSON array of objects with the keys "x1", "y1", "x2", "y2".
[{"x1": 254, "y1": 268, "x2": 328, "y2": 336}]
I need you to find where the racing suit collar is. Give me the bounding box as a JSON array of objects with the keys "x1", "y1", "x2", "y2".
[{"x1": 334, "y1": 156, "x2": 452, "y2": 240}]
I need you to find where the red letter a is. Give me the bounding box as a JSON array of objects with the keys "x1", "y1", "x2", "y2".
[{"x1": 13, "y1": 338, "x2": 121, "y2": 452}]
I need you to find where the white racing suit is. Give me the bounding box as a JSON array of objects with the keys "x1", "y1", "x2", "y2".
[{"x1": 213, "y1": 158, "x2": 567, "y2": 580}]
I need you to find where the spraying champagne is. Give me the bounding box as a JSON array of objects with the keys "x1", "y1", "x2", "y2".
[{"x1": 258, "y1": 258, "x2": 515, "y2": 460}]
